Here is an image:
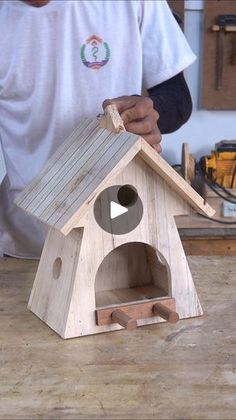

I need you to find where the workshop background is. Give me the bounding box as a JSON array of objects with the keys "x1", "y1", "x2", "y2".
[{"x1": 164, "y1": 0, "x2": 236, "y2": 164}]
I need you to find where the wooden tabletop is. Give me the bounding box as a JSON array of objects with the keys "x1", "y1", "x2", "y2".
[{"x1": 1, "y1": 256, "x2": 236, "y2": 419}]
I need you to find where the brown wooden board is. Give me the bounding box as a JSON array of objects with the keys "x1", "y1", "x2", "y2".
[
  {"x1": 96, "y1": 298, "x2": 176, "y2": 326},
  {"x1": 182, "y1": 237, "x2": 236, "y2": 256},
  {"x1": 176, "y1": 214, "x2": 236, "y2": 256},
  {"x1": 201, "y1": 0, "x2": 236, "y2": 109},
  {"x1": 167, "y1": 0, "x2": 184, "y2": 27}
]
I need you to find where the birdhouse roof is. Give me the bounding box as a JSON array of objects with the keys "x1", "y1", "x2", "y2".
[{"x1": 16, "y1": 118, "x2": 215, "y2": 235}]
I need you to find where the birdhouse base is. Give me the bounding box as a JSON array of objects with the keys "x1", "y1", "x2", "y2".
[{"x1": 28, "y1": 219, "x2": 203, "y2": 339}]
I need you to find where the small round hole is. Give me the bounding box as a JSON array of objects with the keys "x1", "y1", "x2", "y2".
[
  {"x1": 117, "y1": 185, "x2": 138, "y2": 207},
  {"x1": 53, "y1": 257, "x2": 62, "y2": 280}
]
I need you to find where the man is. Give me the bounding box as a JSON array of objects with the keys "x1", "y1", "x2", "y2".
[{"x1": 0, "y1": 0, "x2": 195, "y2": 258}]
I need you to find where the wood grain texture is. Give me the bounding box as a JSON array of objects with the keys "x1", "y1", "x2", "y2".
[
  {"x1": 96, "y1": 298, "x2": 177, "y2": 326},
  {"x1": 1, "y1": 256, "x2": 236, "y2": 419},
  {"x1": 152, "y1": 302, "x2": 179, "y2": 324},
  {"x1": 15, "y1": 112, "x2": 215, "y2": 338},
  {"x1": 182, "y1": 237, "x2": 236, "y2": 256},
  {"x1": 16, "y1": 118, "x2": 141, "y2": 235},
  {"x1": 96, "y1": 285, "x2": 168, "y2": 308},
  {"x1": 28, "y1": 156, "x2": 203, "y2": 338},
  {"x1": 202, "y1": 0, "x2": 236, "y2": 109},
  {"x1": 28, "y1": 227, "x2": 84, "y2": 337},
  {"x1": 111, "y1": 309, "x2": 137, "y2": 330},
  {"x1": 99, "y1": 104, "x2": 126, "y2": 133},
  {"x1": 16, "y1": 118, "x2": 215, "y2": 236},
  {"x1": 177, "y1": 214, "x2": 236, "y2": 256}
]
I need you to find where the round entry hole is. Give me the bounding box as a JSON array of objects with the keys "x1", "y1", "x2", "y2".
[
  {"x1": 53, "y1": 257, "x2": 62, "y2": 280},
  {"x1": 117, "y1": 185, "x2": 138, "y2": 207}
]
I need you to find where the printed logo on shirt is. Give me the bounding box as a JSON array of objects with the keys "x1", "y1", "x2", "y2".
[{"x1": 80, "y1": 35, "x2": 110, "y2": 70}]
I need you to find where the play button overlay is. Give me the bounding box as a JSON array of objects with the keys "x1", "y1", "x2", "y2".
[
  {"x1": 110, "y1": 201, "x2": 128, "y2": 220},
  {"x1": 94, "y1": 185, "x2": 143, "y2": 235}
]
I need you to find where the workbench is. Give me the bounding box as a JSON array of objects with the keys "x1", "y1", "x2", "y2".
[
  {"x1": 1, "y1": 255, "x2": 236, "y2": 419},
  {"x1": 177, "y1": 215, "x2": 236, "y2": 256}
]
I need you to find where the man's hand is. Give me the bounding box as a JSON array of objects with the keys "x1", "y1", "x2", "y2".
[{"x1": 103, "y1": 96, "x2": 162, "y2": 153}]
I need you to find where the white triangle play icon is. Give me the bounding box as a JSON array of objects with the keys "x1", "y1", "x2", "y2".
[{"x1": 110, "y1": 201, "x2": 128, "y2": 220}]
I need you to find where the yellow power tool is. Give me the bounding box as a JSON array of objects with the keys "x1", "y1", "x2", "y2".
[{"x1": 200, "y1": 141, "x2": 236, "y2": 189}]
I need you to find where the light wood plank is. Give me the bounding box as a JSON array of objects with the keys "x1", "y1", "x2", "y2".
[
  {"x1": 182, "y1": 237, "x2": 236, "y2": 256},
  {"x1": 37, "y1": 130, "x2": 131, "y2": 221},
  {"x1": 96, "y1": 285, "x2": 168, "y2": 308},
  {"x1": 58, "y1": 141, "x2": 142, "y2": 235},
  {"x1": 28, "y1": 227, "x2": 84, "y2": 337},
  {"x1": 99, "y1": 104, "x2": 126, "y2": 132},
  {"x1": 17, "y1": 121, "x2": 142, "y2": 234}
]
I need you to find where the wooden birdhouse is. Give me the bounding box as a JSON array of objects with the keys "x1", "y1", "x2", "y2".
[{"x1": 16, "y1": 106, "x2": 215, "y2": 339}]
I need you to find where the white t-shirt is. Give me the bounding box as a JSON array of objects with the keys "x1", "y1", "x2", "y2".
[{"x1": 0, "y1": 0, "x2": 195, "y2": 258}]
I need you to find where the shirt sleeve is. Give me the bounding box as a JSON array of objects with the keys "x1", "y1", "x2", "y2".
[
  {"x1": 137, "y1": 0, "x2": 196, "y2": 89},
  {"x1": 147, "y1": 72, "x2": 193, "y2": 133}
]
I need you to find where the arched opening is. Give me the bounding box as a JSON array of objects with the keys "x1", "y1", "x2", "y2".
[{"x1": 95, "y1": 242, "x2": 171, "y2": 308}]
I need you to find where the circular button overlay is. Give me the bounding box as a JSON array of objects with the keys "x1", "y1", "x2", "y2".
[{"x1": 94, "y1": 185, "x2": 143, "y2": 235}]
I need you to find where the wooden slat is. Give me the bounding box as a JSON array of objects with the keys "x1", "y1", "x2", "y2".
[
  {"x1": 177, "y1": 214, "x2": 236, "y2": 255},
  {"x1": 181, "y1": 228, "x2": 236, "y2": 238},
  {"x1": 111, "y1": 310, "x2": 137, "y2": 330},
  {"x1": 26, "y1": 154, "x2": 203, "y2": 338},
  {"x1": 96, "y1": 284, "x2": 168, "y2": 308},
  {"x1": 16, "y1": 119, "x2": 97, "y2": 209},
  {"x1": 96, "y1": 298, "x2": 176, "y2": 326},
  {"x1": 134, "y1": 285, "x2": 167, "y2": 299},
  {"x1": 59, "y1": 141, "x2": 142, "y2": 235},
  {"x1": 35, "y1": 126, "x2": 116, "y2": 219},
  {"x1": 139, "y1": 139, "x2": 215, "y2": 218},
  {"x1": 182, "y1": 237, "x2": 236, "y2": 256},
  {"x1": 99, "y1": 104, "x2": 126, "y2": 132},
  {"x1": 16, "y1": 119, "x2": 142, "y2": 234},
  {"x1": 17, "y1": 114, "x2": 215, "y2": 236},
  {"x1": 96, "y1": 288, "x2": 147, "y2": 308},
  {"x1": 38, "y1": 130, "x2": 131, "y2": 221},
  {"x1": 176, "y1": 214, "x2": 236, "y2": 235}
]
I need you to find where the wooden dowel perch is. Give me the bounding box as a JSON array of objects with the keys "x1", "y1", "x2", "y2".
[
  {"x1": 152, "y1": 302, "x2": 179, "y2": 324},
  {"x1": 111, "y1": 309, "x2": 137, "y2": 330}
]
